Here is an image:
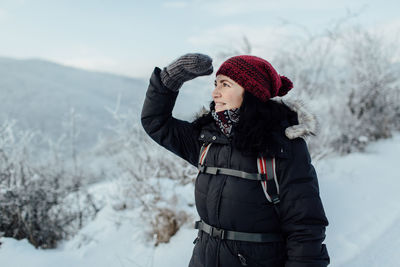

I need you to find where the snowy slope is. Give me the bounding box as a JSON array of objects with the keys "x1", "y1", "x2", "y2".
[
  {"x1": 1, "y1": 136, "x2": 399, "y2": 266},
  {"x1": 0, "y1": 57, "x2": 147, "y2": 149},
  {"x1": 0, "y1": 57, "x2": 213, "y2": 151}
]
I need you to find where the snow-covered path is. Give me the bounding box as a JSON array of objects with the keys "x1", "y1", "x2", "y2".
[
  {"x1": 320, "y1": 133, "x2": 400, "y2": 267},
  {"x1": 1, "y1": 133, "x2": 399, "y2": 267}
]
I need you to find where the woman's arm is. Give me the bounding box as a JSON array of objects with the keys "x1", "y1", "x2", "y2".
[
  {"x1": 278, "y1": 138, "x2": 330, "y2": 267},
  {"x1": 141, "y1": 54, "x2": 213, "y2": 167}
]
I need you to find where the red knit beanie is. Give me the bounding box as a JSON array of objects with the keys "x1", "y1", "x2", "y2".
[{"x1": 216, "y1": 55, "x2": 293, "y2": 102}]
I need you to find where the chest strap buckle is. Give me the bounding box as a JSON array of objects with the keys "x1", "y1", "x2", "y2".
[
  {"x1": 198, "y1": 164, "x2": 206, "y2": 173},
  {"x1": 211, "y1": 227, "x2": 225, "y2": 239}
]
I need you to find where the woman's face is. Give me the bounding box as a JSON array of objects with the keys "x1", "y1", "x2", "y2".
[{"x1": 212, "y1": 74, "x2": 245, "y2": 112}]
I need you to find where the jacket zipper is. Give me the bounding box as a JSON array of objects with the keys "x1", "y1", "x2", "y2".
[
  {"x1": 237, "y1": 253, "x2": 248, "y2": 266},
  {"x1": 215, "y1": 140, "x2": 232, "y2": 228}
]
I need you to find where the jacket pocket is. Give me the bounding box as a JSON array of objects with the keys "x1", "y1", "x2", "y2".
[
  {"x1": 219, "y1": 240, "x2": 248, "y2": 267},
  {"x1": 189, "y1": 232, "x2": 204, "y2": 267},
  {"x1": 233, "y1": 241, "x2": 286, "y2": 267}
]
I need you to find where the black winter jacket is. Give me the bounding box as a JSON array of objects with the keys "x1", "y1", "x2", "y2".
[{"x1": 141, "y1": 67, "x2": 330, "y2": 267}]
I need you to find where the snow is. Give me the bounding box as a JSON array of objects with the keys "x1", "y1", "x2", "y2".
[
  {"x1": 1, "y1": 133, "x2": 400, "y2": 267},
  {"x1": 319, "y1": 132, "x2": 400, "y2": 266}
]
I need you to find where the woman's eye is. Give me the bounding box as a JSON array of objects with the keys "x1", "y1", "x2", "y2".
[{"x1": 214, "y1": 82, "x2": 230, "y2": 87}]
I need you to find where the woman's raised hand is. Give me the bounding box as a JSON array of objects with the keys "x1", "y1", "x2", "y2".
[{"x1": 160, "y1": 53, "x2": 213, "y2": 91}]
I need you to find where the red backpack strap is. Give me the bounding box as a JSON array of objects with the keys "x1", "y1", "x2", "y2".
[
  {"x1": 198, "y1": 143, "x2": 212, "y2": 170},
  {"x1": 257, "y1": 157, "x2": 280, "y2": 204}
]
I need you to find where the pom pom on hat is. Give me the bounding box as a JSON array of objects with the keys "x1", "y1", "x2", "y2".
[{"x1": 278, "y1": 75, "x2": 293, "y2": 97}]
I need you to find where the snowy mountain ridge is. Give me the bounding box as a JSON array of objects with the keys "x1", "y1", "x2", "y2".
[
  {"x1": 0, "y1": 56, "x2": 213, "y2": 150},
  {"x1": 0, "y1": 56, "x2": 146, "y2": 149}
]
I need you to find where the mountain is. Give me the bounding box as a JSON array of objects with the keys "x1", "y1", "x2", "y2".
[
  {"x1": 0, "y1": 57, "x2": 213, "y2": 150},
  {"x1": 0, "y1": 57, "x2": 146, "y2": 149}
]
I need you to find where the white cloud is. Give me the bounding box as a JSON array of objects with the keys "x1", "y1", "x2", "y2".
[
  {"x1": 162, "y1": 1, "x2": 189, "y2": 8},
  {"x1": 196, "y1": 0, "x2": 364, "y2": 16},
  {"x1": 61, "y1": 57, "x2": 118, "y2": 72},
  {"x1": 0, "y1": 8, "x2": 7, "y2": 20},
  {"x1": 371, "y1": 19, "x2": 400, "y2": 38},
  {"x1": 187, "y1": 24, "x2": 295, "y2": 60},
  {"x1": 53, "y1": 44, "x2": 121, "y2": 75},
  {"x1": 58, "y1": 57, "x2": 154, "y2": 79}
]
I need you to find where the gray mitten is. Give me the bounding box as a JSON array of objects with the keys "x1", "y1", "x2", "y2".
[{"x1": 160, "y1": 53, "x2": 213, "y2": 91}]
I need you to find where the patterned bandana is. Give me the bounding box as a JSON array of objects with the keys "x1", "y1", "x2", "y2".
[{"x1": 211, "y1": 108, "x2": 240, "y2": 137}]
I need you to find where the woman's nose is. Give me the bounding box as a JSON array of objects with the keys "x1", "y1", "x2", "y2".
[{"x1": 212, "y1": 85, "x2": 221, "y2": 98}]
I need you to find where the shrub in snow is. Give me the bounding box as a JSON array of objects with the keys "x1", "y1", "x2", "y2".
[
  {"x1": 335, "y1": 27, "x2": 400, "y2": 153},
  {"x1": 95, "y1": 109, "x2": 197, "y2": 246},
  {"x1": 0, "y1": 120, "x2": 99, "y2": 249},
  {"x1": 111, "y1": 127, "x2": 196, "y2": 245},
  {"x1": 268, "y1": 22, "x2": 400, "y2": 157},
  {"x1": 148, "y1": 207, "x2": 191, "y2": 246}
]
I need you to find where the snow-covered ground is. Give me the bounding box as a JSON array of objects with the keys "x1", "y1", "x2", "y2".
[
  {"x1": 1, "y1": 133, "x2": 400, "y2": 267},
  {"x1": 320, "y1": 133, "x2": 400, "y2": 267}
]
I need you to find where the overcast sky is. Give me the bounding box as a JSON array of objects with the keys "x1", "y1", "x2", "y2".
[{"x1": 0, "y1": 0, "x2": 399, "y2": 79}]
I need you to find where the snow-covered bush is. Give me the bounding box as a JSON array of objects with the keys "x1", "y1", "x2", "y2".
[
  {"x1": 332, "y1": 26, "x2": 400, "y2": 153},
  {"x1": 0, "y1": 120, "x2": 99, "y2": 248},
  {"x1": 267, "y1": 22, "x2": 400, "y2": 157},
  {"x1": 94, "y1": 109, "x2": 197, "y2": 246}
]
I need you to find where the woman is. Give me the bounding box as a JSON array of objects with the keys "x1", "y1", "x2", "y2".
[{"x1": 141, "y1": 53, "x2": 330, "y2": 267}]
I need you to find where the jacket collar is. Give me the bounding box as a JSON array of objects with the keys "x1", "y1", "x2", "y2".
[
  {"x1": 198, "y1": 122, "x2": 230, "y2": 145},
  {"x1": 198, "y1": 123, "x2": 291, "y2": 158}
]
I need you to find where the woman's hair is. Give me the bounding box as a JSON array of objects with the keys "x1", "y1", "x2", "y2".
[{"x1": 193, "y1": 91, "x2": 298, "y2": 157}]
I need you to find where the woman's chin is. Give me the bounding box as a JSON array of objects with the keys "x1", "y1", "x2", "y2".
[
  {"x1": 215, "y1": 107, "x2": 227, "y2": 112},
  {"x1": 215, "y1": 104, "x2": 228, "y2": 112}
]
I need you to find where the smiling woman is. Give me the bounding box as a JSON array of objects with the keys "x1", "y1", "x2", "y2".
[{"x1": 141, "y1": 53, "x2": 330, "y2": 267}]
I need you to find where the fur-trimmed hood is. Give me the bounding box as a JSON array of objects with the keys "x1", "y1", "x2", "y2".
[{"x1": 273, "y1": 98, "x2": 319, "y2": 140}]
